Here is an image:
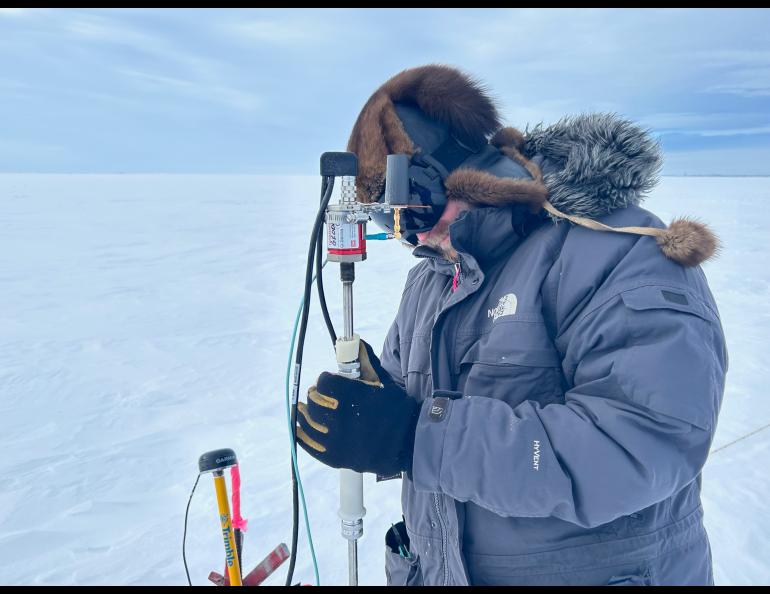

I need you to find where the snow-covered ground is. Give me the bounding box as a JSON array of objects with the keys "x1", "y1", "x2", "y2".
[{"x1": 0, "y1": 174, "x2": 767, "y2": 585}]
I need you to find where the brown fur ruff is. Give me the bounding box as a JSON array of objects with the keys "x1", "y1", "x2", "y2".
[
  {"x1": 491, "y1": 127, "x2": 526, "y2": 151},
  {"x1": 348, "y1": 64, "x2": 508, "y2": 203},
  {"x1": 445, "y1": 168, "x2": 547, "y2": 210},
  {"x1": 447, "y1": 129, "x2": 548, "y2": 209}
]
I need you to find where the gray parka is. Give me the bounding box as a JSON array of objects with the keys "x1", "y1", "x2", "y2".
[{"x1": 378, "y1": 122, "x2": 727, "y2": 586}]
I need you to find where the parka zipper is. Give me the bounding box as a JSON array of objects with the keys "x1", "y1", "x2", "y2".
[
  {"x1": 432, "y1": 262, "x2": 460, "y2": 587},
  {"x1": 433, "y1": 493, "x2": 449, "y2": 585}
]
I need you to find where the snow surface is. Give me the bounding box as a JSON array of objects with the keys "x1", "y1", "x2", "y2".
[{"x1": 0, "y1": 174, "x2": 768, "y2": 585}]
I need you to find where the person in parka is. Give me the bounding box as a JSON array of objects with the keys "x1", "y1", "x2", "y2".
[{"x1": 296, "y1": 64, "x2": 728, "y2": 586}]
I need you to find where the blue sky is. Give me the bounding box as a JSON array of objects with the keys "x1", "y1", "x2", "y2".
[{"x1": 1, "y1": 8, "x2": 769, "y2": 175}]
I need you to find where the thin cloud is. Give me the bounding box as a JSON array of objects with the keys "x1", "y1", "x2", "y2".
[
  {"x1": 638, "y1": 112, "x2": 769, "y2": 134},
  {"x1": 0, "y1": 8, "x2": 31, "y2": 17},
  {"x1": 56, "y1": 14, "x2": 263, "y2": 113},
  {"x1": 697, "y1": 126, "x2": 770, "y2": 137},
  {"x1": 63, "y1": 14, "x2": 218, "y2": 76},
  {"x1": 228, "y1": 18, "x2": 331, "y2": 46},
  {"x1": 64, "y1": 14, "x2": 158, "y2": 47},
  {"x1": 705, "y1": 73, "x2": 770, "y2": 98},
  {"x1": 689, "y1": 46, "x2": 770, "y2": 97},
  {"x1": 0, "y1": 139, "x2": 66, "y2": 156},
  {"x1": 0, "y1": 77, "x2": 31, "y2": 90},
  {"x1": 120, "y1": 69, "x2": 261, "y2": 113},
  {"x1": 693, "y1": 49, "x2": 770, "y2": 68}
]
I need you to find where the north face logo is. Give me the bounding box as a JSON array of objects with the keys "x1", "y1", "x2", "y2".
[{"x1": 488, "y1": 293, "x2": 518, "y2": 321}]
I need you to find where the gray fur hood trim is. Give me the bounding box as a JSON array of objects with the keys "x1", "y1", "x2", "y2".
[
  {"x1": 490, "y1": 112, "x2": 717, "y2": 268},
  {"x1": 521, "y1": 113, "x2": 663, "y2": 219}
]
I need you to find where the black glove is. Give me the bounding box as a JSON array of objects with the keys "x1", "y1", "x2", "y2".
[{"x1": 296, "y1": 339, "x2": 420, "y2": 477}]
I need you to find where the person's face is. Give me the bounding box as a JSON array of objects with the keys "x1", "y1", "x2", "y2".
[{"x1": 415, "y1": 199, "x2": 471, "y2": 261}]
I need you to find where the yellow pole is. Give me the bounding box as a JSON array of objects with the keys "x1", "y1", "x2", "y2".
[{"x1": 213, "y1": 471, "x2": 242, "y2": 586}]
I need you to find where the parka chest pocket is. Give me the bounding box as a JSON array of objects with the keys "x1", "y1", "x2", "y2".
[
  {"x1": 404, "y1": 338, "x2": 433, "y2": 403},
  {"x1": 456, "y1": 319, "x2": 564, "y2": 408}
]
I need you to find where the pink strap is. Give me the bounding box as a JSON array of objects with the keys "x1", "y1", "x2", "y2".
[{"x1": 230, "y1": 465, "x2": 248, "y2": 532}]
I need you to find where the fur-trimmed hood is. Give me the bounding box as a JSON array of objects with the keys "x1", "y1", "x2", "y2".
[
  {"x1": 521, "y1": 113, "x2": 663, "y2": 219},
  {"x1": 347, "y1": 65, "x2": 719, "y2": 267}
]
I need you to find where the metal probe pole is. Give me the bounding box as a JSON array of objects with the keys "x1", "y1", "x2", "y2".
[{"x1": 338, "y1": 262, "x2": 364, "y2": 586}]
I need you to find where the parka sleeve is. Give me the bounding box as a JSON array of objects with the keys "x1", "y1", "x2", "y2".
[{"x1": 410, "y1": 283, "x2": 727, "y2": 528}]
